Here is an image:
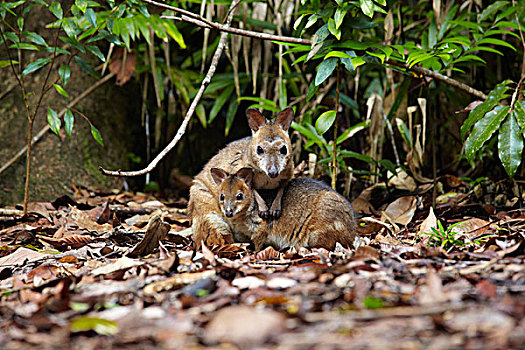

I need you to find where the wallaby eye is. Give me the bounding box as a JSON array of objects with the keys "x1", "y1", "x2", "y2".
[
  {"x1": 257, "y1": 146, "x2": 264, "y2": 155},
  {"x1": 219, "y1": 194, "x2": 225, "y2": 201},
  {"x1": 280, "y1": 146, "x2": 287, "y2": 155},
  {"x1": 236, "y1": 193, "x2": 244, "y2": 201}
]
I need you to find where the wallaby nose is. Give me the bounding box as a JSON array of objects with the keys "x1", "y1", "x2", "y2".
[
  {"x1": 225, "y1": 209, "x2": 234, "y2": 217},
  {"x1": 268, "y1": 166, "x2": 279, "y2": 178}
]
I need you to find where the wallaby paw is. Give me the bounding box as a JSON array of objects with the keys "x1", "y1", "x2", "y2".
[
  {"x1": 258, "y1": 209, "x2": 271, "y2": 220},
  {"x1": 269, "y1": 208, "x2": 282, "y2": 220}
]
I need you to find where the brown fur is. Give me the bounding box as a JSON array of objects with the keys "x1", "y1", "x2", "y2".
[
  {"x1": 188, "y1": 108, "x2": 294, "y2": 248},
  {"x1": 212, "y1": 169, "x2": 358, "y2": 251}
]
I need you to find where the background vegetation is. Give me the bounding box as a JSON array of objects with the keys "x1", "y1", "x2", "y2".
[{"x1": 1, "y1": 0, "x2": 524, "y2": 210}]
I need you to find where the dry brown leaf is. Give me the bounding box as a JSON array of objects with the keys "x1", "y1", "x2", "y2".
[
  {"x1": 381, "y1": 196, "x2": 417, "y2": 225},
  {"x1": 109, "y1": 47, "x2": 136, "y2": 86},
  {"x1": 0, "y1": 247, "x2": 48, "y2": 267},
  {"x1": 38, "y1": 234, "x2": 97, "y2": 250},
  {"x1": 352, "y1": 245, "x2": 380, "y2": 263},
  {"x1": 388, "y1": 169, "x2": 417, "y2": 191},
  {"x1": 143, "y1": 270, "x2": 216, "y2": 297},
  {"x1": 418, "y1": 268, "x2": 448, "y2": 305},
  {"x1": 418, "y1": 207, "x2": 438, "y2": 242},
  {"x1": 256, "y1": 246, "x2": 281, "y2": 260},
  {"x1": 70, "y1": 207, "x2": 112, "y2": 233},
  {"x1": 91, "y1": 256, "x2": 144, "y2": 277},
  {"x1": 127, "y1": 214, "x2": 170, "y2": 258},
  {"x1": 204, "y1": 305, "x2": 285, "y2": 346}
]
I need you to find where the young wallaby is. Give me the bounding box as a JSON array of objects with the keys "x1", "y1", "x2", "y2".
[
  {"x1": 210, "y1": 167, "x2": 358, "y2": 251},
  {"x1": 188, "y1": 108, "x2": 295, "y2": 248}
]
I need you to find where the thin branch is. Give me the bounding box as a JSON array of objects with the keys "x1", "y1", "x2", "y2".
[
  {"x1": 386, "y1": 59, "x2": 487, "y2": 100},
  {"x1": 0, "y1": 73, "x2": 116, "y2": 176},
  {"x1": 161, "y1": 14, "x2": 311, "y2": 45},
  {"x1": 99, "y1": 0, "x2": 241, "y2": 177}
]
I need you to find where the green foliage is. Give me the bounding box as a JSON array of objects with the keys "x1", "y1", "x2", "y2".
[
  {"x1": 462, "y1": 80, "x2": 525, "y2": 177},
  {"x1": 422, "y1": 220, "x2": 495, "y2": 250}
]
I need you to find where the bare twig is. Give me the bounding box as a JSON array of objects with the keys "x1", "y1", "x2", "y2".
[
  {"x1": 0, "y1": 73, "x2": 116, "y2": 176},
  {"x1": 161, "y1": 14, "x2": 311, "y2": 45},
  {"x1": 386, "y1": 59, "x2": 487, "y2": 100},
  {"x1": 99, "y1": 1, "x2": 241, "y2": 177}
]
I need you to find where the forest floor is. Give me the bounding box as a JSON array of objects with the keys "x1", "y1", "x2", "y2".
[{"x1": 0, "y1": 176, "x2": 524, "y2": 349}]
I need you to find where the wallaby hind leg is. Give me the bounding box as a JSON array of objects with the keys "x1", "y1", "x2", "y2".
[{"x1": 192, "y1": 213, "x2": 231, "y2": 249}]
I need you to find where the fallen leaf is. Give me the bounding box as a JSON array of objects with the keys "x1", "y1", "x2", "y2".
[
  {"x1": 70, "y1": 317, "x2": 118, "y2": 335},
  {"x1": 127, "y1": 214, "x2": 170, "y2": 258},
  {"x1": 204, "y1": 306, "x2": 285, "y2": 346},
  {"x1": 381, "y1": 196, "x2": 417, "y2": 225}
]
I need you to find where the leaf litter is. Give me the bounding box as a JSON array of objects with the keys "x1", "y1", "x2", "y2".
[{"x1": 0, "y1": 177, "x2": 523, "y2": 349}]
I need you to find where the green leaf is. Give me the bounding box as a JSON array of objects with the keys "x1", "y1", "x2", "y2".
[
  {"x1": 161, "y1": 21, "x2": 186, "y2": 48},
  {"x1": 452, "y1": 55, "x2": 486, "y2": 64},
  {"x1": 363, "y1": 296, "x2": 384, "y2": 309},
  {"x1": 293, "y1": 14, "x2": 305, "y2": 30},
  {"x1": 291, "y1": 121, "x2": 328, "y2": 150},
  {"x1": 337, "y1": 120, "x2": 370, "y2": 144},
  {"x1": 49, "y1": 1, "x2": 63, "y2": 19},
  {"x1": 0, "y1": 60, "x2": 18, "y2": 69},
  {"x1": 53, "y1": 83, "x2": 69, "y2": 98},
  {"x1": 306, "y1": 81, "x2": 319, "y2": 102},
  {"x1": 47, "y1": 107, "x2": 61, "y2": 136},
  {"x1": 22, "y1": 58, "x2": 52, "y2": 75},
  {"x1": 64, "y1": 109, "x2": 74, "y2": 138},
  {"x1": 60, "y1": 36, "x2": 85, "y2": 53},
  {"x1": 22, "y1": 31, "x2": 47, "y2": 46},
  {"x1": 315, "y1": 110, "x2": 336, "y2": 135},
  {"x1": 70, "y1": 317, "x2": 117, "y2": 336},
  {"x1": 312, "y1": 25, "x2": 329, "y2": 45},
  {"x1": 75, "y1": 0, "x2": 87, "y2": 12},
  {"x1": 74, "y1": 56, "x2": 98, "y2": 78},
  {"x1": 334, "y1": 6, "x2": 347, "y2": 29},
  {"x1": 327, "y1": 18, "x2": 341, "y2": 40},
  {"x1": 59, "y1": 64, "x2": 70, "y2": 86},
  {"x1": 513, "y1": 101, "x2": 525, "y2": 137},
  {"x1": 476, "y1": 37, "x2": 516, "y2": 51},
  {"x1": 498, "y1": 113, "x2": 523, "y2": 177},
  {"x1": 225, "y1": 100, "x2": 239, "y2": 136},
  {"x1": 305, "y1": 14, "x2": 318, "y2": 29},
  {"x1": 360, "y1": 0, "x2": 374, "y2": 18},
  {"x1": 86, "y1": 45, "x2": 105, "y2": 62},
  {"x1": 338, "y1": 150, "x2": 374, "y2": 162},
  {"x1": 428, "y1": 17, "x2": 437, "y2": 48},
  {"x1": 196, "y1": 104, "x2": 207, "y2": 128},
  {"x1": 279, "y1": 80, "x2": 287, "y2": 110},
  {"x1": 339, "y1": 40, "x2": 368, "y2": 50},
  {"x1": 479, "y1": 1, "x2": 509, "y2": 22},
  {"x1": 90, "y1": 123, "x2": 104, "y2": 146},
  {"x1": 85, "y1": 8, "x2": 97, "y2": 28},
  {"x1": 9, "y1": 42, "x2": 40, "y2": 51},
  {"x1": 209, "y1": 86, "x2": 234, "y2": 123},
  {"x1": 461, "y1": 80, "x2": 511, "y2": 139},
  {"x1": 465, "y1": 105, "x2": 509, "y2": 161},
  {"x1": 315, "y1": 58, "x2": 337, "y2": 86}
]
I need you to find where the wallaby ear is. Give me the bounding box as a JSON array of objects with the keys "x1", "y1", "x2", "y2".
[
  {"x1": 210, "y1": 167, "x2": 228, "y2": 185},
  {"x1": 246, "y1": 108, "x2": 267, "y2": 132},
  {"x1": 236, "y1": 167, "x2": 253, "y2": 186},
  {"x1": 275, "y1": 107, "x2": 294, "y2": 131}
]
